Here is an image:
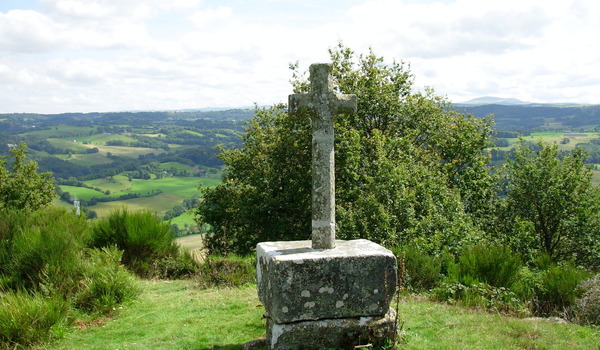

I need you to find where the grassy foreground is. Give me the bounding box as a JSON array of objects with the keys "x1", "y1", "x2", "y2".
[
  {"x1": 45, "y1": 280, "x2": 598, "y2": 350},
  {"x1": 46, "y1": 280, "x2": 264, "y2": 349}
]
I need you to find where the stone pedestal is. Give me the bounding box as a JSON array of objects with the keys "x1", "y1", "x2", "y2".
[{"x1": 257, "y1": 239, "x2": 397, "y2": 349}]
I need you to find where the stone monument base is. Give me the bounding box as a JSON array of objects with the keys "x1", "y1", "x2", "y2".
[
  {"x1": 257, "y1": 239, "x2": 398, "y2": 349},
  {"x1": 266, "y1": 308, "x2": 397, "y2": 350}
]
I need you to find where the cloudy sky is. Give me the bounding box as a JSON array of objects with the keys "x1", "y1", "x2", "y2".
[{"x1": 1, "y1": 0, "x2": 599, "y2": 113}]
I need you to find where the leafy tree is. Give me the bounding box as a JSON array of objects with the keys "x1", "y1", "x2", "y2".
[
  {"x1": 195, "y1": 44, "x2": 494, "y2": 255},
  {"x1": 499, "y1": 141, "x2": 600, "y2": 267},
  {"x1": 196, "y1": 104, "x2": 312, "y2": 254},
  {"x1": 0, "y1": 144, "x2": 56, "y2": 211}
]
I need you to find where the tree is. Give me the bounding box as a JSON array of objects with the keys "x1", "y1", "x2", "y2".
[
  {"x1": 195, "y1": 44, "x2": 494, "y2": 255},
  {"x1": 0, "y1": 143, "x2": 56, "y2": 211},
  {"x1": 499, "y1": 141, "x2": 600, "y2": 267}
]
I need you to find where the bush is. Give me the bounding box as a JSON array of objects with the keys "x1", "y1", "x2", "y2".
[
  {"x1": 0, "y1": 207, "x2": 90, "y2": 294},
  {"x1": 0, "y1": 291, "x2": 69, "y2": 347},
  {"x1": 151, "y1": 251, "x2": 200, "y2": 280},
  {"x1": 449, "y1": 243, "x2": 522, "y2": 289},
  {"x1": 536, "y1": 263, "x2": 592, "y2": 317},
  {"x1": 196, "y1": 255, "x2": 256, "y2": 288},
  {"x1": 73, "y1": 247, "x2": 138, "y2": 314},
  {"x1": 511, "y1": 266, "x2": 546, "y2": 311},
  {"x1": 391, "y1": 245, "x2": 453, "y2": 291},
  {"x1": 575, "y1": 273, "x2": 600, "y2": 325},
  {"x1": 0, "y1": 207, "x2": 139, "y2": 347},
  {"x1": 91, "y1": 208, "x2": 180, "y2": 277}
]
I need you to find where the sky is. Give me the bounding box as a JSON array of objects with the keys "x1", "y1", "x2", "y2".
[{"x1": 0, "y1": 0, "x2": 599, "y2": 113}]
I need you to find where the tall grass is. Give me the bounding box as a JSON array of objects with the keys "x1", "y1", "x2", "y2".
[
  {"x1": 0, "y1": 207, "x2": 138, "y2": 348},
  {"x1": 391, "y1": 244, "x2": 454, "y2": 291},
  {"x1": 0, "y1": 208, "x2": 90, "y2": 294},
  {"x1": 73, "y1": 247, "x2": 138, "y2": 314},
  {"x1": 196, "y1": 255, "x2": 256, "y2": 288},
  {"x1": 90, "y1": 207, "x2": 194, "y2": 278},
  {"x1": 449, "y1": 243, "x2": 522, "y2": 288},
  {"x1": 0, "y1": 291, "x2": 69, "y2": 348}
]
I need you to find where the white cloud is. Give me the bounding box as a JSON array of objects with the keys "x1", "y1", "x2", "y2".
[
  {"x1": 0, "y1": 10, "x2": 67, "y2": 53},
  {"x1": 0, "y1": 0, "x2": 599, "y2": 112}
]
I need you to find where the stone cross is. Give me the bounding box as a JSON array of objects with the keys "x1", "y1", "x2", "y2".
[{"x1": 288, "y1": 63, "x2": 357, "y2": 249}]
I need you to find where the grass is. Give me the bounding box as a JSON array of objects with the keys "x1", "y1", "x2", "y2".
[
  {"x1": 85, "y1": 175, "x2": 133, "y2": 193},
  {"x1": 63, "y1": 153, "x2": 114, "y2": 166},
  {"x1": 91, "y1": 193, "x2": 184, "y2": 217},
  {"x1": 70, "y1": 133, "x2": 137, "y2": 145},
  {"x1": 92, "y1": 145, "x2": 168, "y2": 158},
  {"x1": 169, "y1": 212, "x2": 198, "y2": 231},
  {"x1": 60, "y1": 176, "x2": 220, "y2": 218},
  {"x1": 46, "y1": 280, "x2": 265, "y2": 350},
  {"x1": 60, "y1": 185, "x2": 107, "y2": 201},
  {"x1": 44, "y1": 281, "x2": 598, "y2": 350},
  {"x1": 398, "y1": 296, "x2": 599, "y2": 349},
  {"x1": 46, "y1": 139, "x2": 90, "y2": 153},
  {"x1": 20, "y1": 125, "x2": 95, "y2": 138},
  {"x1": 592, "y1": 168, "x2": 600, "y2": 186},
  {"x1": 501, "y1": 132, "x2": 600, "y2": 152},
  {"x1": 175, "y1": 234, "x2": 205, "y2": 262},
  {"x1": 62, "y1": 177, "x2": 214, "y2": 201},
  {"x1": 160, "y1": 161, "x2": 194, "y2": 172},
  {"x1": 175, "y1": 234, "x2": 204, "y2": 252}
]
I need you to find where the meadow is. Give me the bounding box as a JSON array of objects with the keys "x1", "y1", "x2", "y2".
[
  {"x1": 496, "y1": 132, "x2": 599, "y2": 151},
  {"x1": 496, "y1": 131, "x2": 600, "y2": 185},
  {"x1": 41, "y1": 124, "x2": 225, "y2": 231},
  {"x1": 45, "y1": 280, "x2": 599, "y2": 350},
  {"x1": 60, "y1": 176, "x2": 218, "y2": 217}
]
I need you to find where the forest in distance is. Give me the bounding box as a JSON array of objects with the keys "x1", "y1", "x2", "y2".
[{"x1": 1, "y1": 102, "x2": 600, "y2": 235}]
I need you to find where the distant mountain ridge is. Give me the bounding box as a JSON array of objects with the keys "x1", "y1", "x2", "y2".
[
  {"x1": 456, "y1": 96, "x2": 587, "y2": 107},
  {"x1": 458, "y1": 96, "x2": 530, "y2": 106},
  {"x1": 455, "y1": 102, "x2": 600, "y2": 131}
]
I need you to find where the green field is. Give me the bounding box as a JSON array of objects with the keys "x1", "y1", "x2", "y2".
[
  {"x1": 47, "y1": 138, "x2": 90, "y2": 152},
  {"x1": 46, "y1": 280, "x2": 598, "y2": 350},
  {"x1": 160, "y1": 161, "x2": 194, "y2": 172},
  {"x1": 63, "y1": 177, "x2": 210, "y2": 200},
  {"x1": 60, "y1": 185, "x2": 107, "y2": 201},
  {"x1": 58, "y1": 152, "x2": 115, "y2": 166},
  {"x1": 21, "y1": 125, "x2": 95, "y2": 138},
  {"x1": 70, "y1": 133, "x2": 137, "y2": 145},
  {"x1": 84, "y1": 175, "x2": 133, "y2": 192},
  {"x1": 500, "y1": 132, "x2": 600, "y2": 151},
  {"x1": 91, "y1": 193, "x2": 184, "y2": 217},
  {"x1": 92, "y1": 144, "x2": 168, "y2": 158},
  {"x1": 169, "y1": 211, "x2": 198, "y2": 230},
  {"x1": 60, "y1": 176, "x2": 219, "y2": 218},
  {"x1": 494, "y1": 132, "x2": 600, "y2": 185}
]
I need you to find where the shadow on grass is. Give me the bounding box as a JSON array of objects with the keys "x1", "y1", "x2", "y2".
[{"x1": 204, "y1": 338, "x2": 267, "y2": 350}]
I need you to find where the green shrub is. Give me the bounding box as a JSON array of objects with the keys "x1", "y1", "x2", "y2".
[
  {"x1": 392, "y1": 245, "x2": 451, "y2": 291},
  {"x1": 0, "y1": 207, "x2": 89, "y2": 294},
  {"x1": 151, "y1": 251, "x2": 200, "y2": 280},
  {"x1": 91, "y1": 208, "x2": 179, "y2": 277},
  {"x1": 0, "y1": 207, "x2": 139, "y2": 347},
  {"x1": 432, "y1": 282, "x2": 528, "y2": 316},
  {"x1": 575, "y1": 273, "x2": 600, "y2": 325},
  {"x1": 449, "y1": 243, "x2": 522, "y2": 289},
  {"x1": 536, "y1": 263, "x2": 592, "y2": 317},
  {"x1": 74, "y1": 246, "x2": 138, "y2": 314},
  {"x1": 196, "y1": 255, "x2": 256, "y2": 288},
  {"x1": 0, "y1": 291, "x2": 69, "y2": 347},
  {"x1": 511, "y1": 266, "x2": 546, "y2": 311}
]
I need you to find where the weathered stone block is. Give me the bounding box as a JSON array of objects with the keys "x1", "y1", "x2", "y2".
[
  {"x1": 267, "y1": 308, "x2": 397, "y2": 350},
  {"x1": 257, "y1": 239, "x2": 397, "y2": 324}
]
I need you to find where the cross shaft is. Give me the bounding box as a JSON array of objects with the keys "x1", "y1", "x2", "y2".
[{"x1": 288, "y1": 63, "x2": 357, "y2": 249}]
